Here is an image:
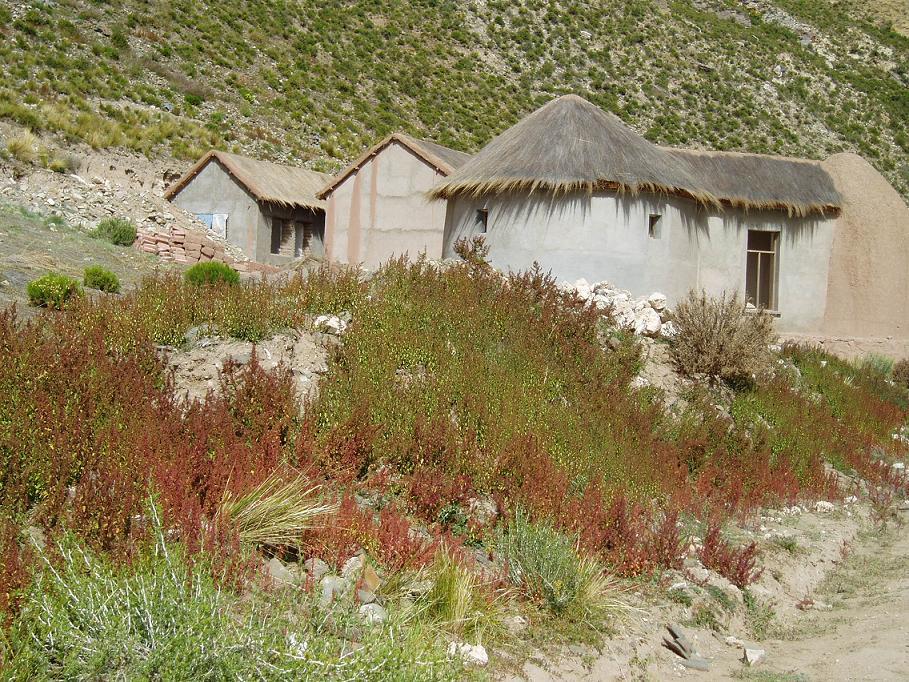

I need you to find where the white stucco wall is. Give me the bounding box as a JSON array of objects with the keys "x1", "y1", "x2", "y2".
[
  {"x1": 442, "y1": 191, "x2": 835, "y2": 333},
  {"x1": 324, "y1": 142, "x2": 450, "y2": 268},
  {"x1": 170, "y1": 161, "x2": 266, "y2": 258}
]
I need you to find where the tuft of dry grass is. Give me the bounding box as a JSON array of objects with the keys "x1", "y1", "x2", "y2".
[
  {"x1": 6, "y1": 131, "x2": 38, "y2": 164},
  {"x1": 219, "y1": 473, "x2": 336, "y2": 547},
  {"x1": 670, "y1": 290, "x2": 775, "y2": 385}
]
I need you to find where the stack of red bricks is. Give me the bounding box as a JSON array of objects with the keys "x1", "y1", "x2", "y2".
[
  {"x1": 135, "y1": 226, "x2": 226, "y2": 265},
  {"x1": 134, "y1": 226, "x2": 280, "y2": 275}
]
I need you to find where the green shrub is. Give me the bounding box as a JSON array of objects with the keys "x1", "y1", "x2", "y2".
[
  {"x1": 670, "y1": 290, "x2": 775, "y2": 385},
  {"x1": 83, "y1": 265, "x2": 121, "y2": 293},
  {"x1": 26, "y1": 273, "x2": 82, "y2": 309},
  {"x1": 858, "y1": 353, "x2": 894, "y2": 377},
  {"x1": 92, "y1": 217, "x2": 137, "y2": 246},
  {"x1": 497, "y1": 509, "x2": 614, "y2": 621},
  {"x1": 184, "y1": 261, "x2": 240, "y2": 286}
]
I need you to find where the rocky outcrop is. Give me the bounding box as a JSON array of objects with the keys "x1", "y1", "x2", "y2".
[{"x1": 560, "y1": 278, "x2": 675, "y2": 338}]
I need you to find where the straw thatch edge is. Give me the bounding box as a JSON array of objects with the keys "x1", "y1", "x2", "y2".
[{"x1": 429, "y1": 176, "x2": 839, "y2": 218}]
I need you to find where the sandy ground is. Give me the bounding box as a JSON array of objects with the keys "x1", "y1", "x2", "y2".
[{"x1": 504, "y1": 508, "x2": 908, "y2": 681}]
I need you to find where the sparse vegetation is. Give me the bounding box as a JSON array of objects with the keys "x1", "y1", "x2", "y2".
[
  {"x1": 26, "y1": 272, "x2": 82, "y2": 309},
  {"x1": 92, "y1": 217, "x2": 137, "y2": 247},
  {"x1": 185, "y1": 261, "x2": 240, "y2": 286},
  {"x1": 83, "y1": 265, "x2": 121, "y2": 293},
  {"x1": 670, "y1": 290, "x2": 775, "y2": 385},
  {"x1": 0, "y1": 1, "x2": 906, "y2": 197}
]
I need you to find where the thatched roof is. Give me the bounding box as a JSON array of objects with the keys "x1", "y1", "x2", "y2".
[
  {"x1": 430, "y1": 95, "x2": 840, "y2": 216},
  {"x1": 317, "y1": 133, "x2": 470, "y2": 199},
  {"x1": 165, "y1": 151, "x2": 330, "y2": 210}
]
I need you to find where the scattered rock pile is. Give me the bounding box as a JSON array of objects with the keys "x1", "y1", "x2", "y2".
[
  {"x1": 559, "y1": 278, "x2": 675, "y2": 338},
  {"x1": 162, "y1": 328, "x2": 332, "y2": 405}
]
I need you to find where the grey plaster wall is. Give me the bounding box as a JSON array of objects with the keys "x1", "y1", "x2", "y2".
[
  {"x1": 442, "y1": 191, "x2": 835, "y2": 333},
  {"x1": 170, "y1": 161, "x2": 264, "y2": 257},
  {"x1": 325, "y1": 142, "x2": 449, "y2": 268}
]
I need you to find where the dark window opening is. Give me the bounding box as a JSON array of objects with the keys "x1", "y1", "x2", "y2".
[
  {"x1": 745, "y1": 230, "x2": 779, "y2": 310},
  {"x1": 475, "y1": 208, "x2": 489, "y2": 234},
  {"x1": 271, "y1": 218, "x2": 312, "y2": 257},
  {"x1": 648, "y1": 214, "x2": 662, "y2": 239}
]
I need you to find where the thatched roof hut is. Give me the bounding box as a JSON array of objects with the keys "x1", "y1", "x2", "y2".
[
  {"x1": 430, "y1": 95, "x2": 840, "y2": 217},
  {"x1": 165, "y1": 151, "x2": 330, "y2": 210}
]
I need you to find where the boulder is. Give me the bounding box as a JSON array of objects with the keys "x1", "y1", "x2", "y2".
[
  {"x1": 447, "y1": 642, "x2": 489, "y2": 667},
  {"x1": 304, "y1": 557, "x2": 330, "y2": 581},
  {"x1": 648, "y1": 292, "x2": 668, "y2": 311},
  {"x1": 743, "y1": 647, "x2": 766, "y2": 666},
  {"x1": 265, "y1": 557, "x2": 296, "y2": 585},
  {"x1": 341, "y1": 555, "x2": 364, "y2": 580},
  {"x1": 359, "y1": 602, "x2": 387, "y2": 626},
  {"x1": 634, "y1": 308, "x2": 662, "y2": 337},
  {"x1": 319, "y1": 575, "x2": 349, "y2": 607}
]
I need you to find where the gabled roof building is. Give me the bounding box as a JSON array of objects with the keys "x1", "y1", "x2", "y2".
[
  {"x1": 318, "y1": 133, "x2": 470, "y2": 268},
  {"x1": 165, "y1": 151, "x2": 330, "y2": 265}
]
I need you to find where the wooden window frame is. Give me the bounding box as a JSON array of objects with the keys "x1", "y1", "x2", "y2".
[{"x1": 745, "y1": 230, "x2": 780, "y2": 312}]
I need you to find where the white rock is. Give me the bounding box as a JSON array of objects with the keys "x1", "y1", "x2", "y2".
[
  {"x1": 648, "y1": 292, "x2": 667, "y2": 311},
  {"x1": 341, "y1": 555, "x2": 364, "y2": 580},
  {"x1": 893, "y1": 462, "x2": 905, "y2": 472},
  {"x1": 634, "y1": 308, "x2": 662, "y2": 336},
  {"x1": 814, "y1": 500, "x2": 835, "y2": 513},
  {"x1": 743, "y1": 647, "x2": 766, "y2": 666},
  {"x1": 725, "y1": 636, "x2": 744, "y2": 647},
  {"x1": 358, "y1": 602, "x2": 387, "y2": 626},
  {"x1": 630, "y1": 375, "x2": 650, "y2": 389},
  {"x1": 660, "y1": 320, "x2": 678, "y2": 338},
  {"x1": 303, "y1": 557, "x2": 330, "y2": 580},
  {"x1": 265, "y1": 557, "x2": 295, "y2": 585},
  {"x1": 448, "y1": 642, "x2": 489, "y2": 667},
  {"x1": 314, "y1": 314, "x2": 347, "y2": 334},
  {"x1": 319, "y1": 575, "x2": 348, "y2": 607}
]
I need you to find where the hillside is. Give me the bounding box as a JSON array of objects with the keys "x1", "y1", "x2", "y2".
[{"x1": 0, "y1": 0, "x2": 907, "y2": 200}]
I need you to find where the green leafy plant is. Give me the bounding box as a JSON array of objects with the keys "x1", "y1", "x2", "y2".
[
  {"x1": 497, "y1": 509, "x2": 615, "y2": 621},
  {"x1": 26, "y1": 273, "x2": 82, "y2": 309},
  {"x1": 184, "y1": 261, "x2": 240, "y2": 286},
  {"x1": 92, "y1": 218, "x2": 137, "y2": 246},
  {"x1": 83, "y1": 265, "x2": 121, "y2": 293}
]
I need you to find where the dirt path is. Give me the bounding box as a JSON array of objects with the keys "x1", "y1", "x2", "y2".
[
  {"x1": 716, "y1": 522, "x2": 909, "y2": 681},
  {"x1": 505, "y1": 514, "x2": 909, "y2": 681}
]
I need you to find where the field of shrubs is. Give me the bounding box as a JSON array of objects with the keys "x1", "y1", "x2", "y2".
[
  {"x1": 0, "y1": 255, "x2": 907, "y2": 677},
  {"x1": 1, "y1": 0, "x2": 907, "y2": 197}
]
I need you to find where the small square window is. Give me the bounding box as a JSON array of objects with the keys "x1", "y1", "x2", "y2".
[
  {"x1": 648, "y1": 214, "x2": 662, "y2": 239},
  {"x1": 475, "y1": 208, "x2": 489, "y2": 234}
]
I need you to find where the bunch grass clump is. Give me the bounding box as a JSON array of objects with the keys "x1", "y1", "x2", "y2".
[
  {"x1": 219, "y1": 473, "x2": 336, "y2": 547},
  {"x1": 497, "y1": 509, "x2": 617, "y2": 622},
  {"x1": 670, "y1": 290, "x2": 775, "y2": 385},
  {"x1": 83, "y1": 265, "x2": 121, "y2": 293},
  {"x1": 92, "y1": 217, "x2": 137, "y2": 246},
  {"x1": 26, "y1": 272, "x2": 82, "y2": 309},
  {"x1": 413, "y1": 550, "x2": 505, "y2": 639}
]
